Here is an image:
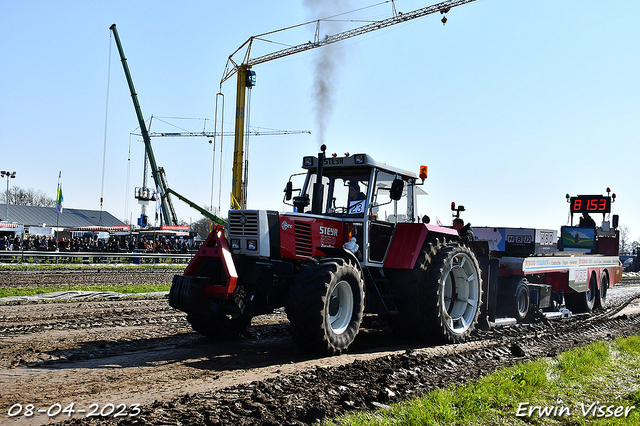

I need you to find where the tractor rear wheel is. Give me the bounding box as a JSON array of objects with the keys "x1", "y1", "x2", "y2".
[
  {"x1": 387, "y1": 241, "x2": 482, "y2": 344},
  {"x1": 385, "y1": 241, "x2": 441, "y2": 340},
  {"x1": 423, "y1": 242, "x2": 482, "y2": 343},
  {"x1": 287, "y1": 257, "x2": 365, "y2": 356},
  {"x1": 187, "y1": 312, "x2": 252, "y2": 339}
]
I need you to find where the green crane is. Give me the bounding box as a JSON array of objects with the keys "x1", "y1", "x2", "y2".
[{"x1": 110, "y1": 24, "x2": 226, "y2": 227}]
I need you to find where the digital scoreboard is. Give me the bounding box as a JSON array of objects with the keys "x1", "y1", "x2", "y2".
[{"x1": 569, "y1": 195, "x2": 611, "y2": 214}]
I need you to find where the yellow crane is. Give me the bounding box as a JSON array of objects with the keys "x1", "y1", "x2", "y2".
[{"x1": 220, "y1": 0, "x2": 477, "y2": 210}]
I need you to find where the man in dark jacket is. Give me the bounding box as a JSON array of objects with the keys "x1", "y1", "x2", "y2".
[
  {"x1": 453, "y1": 218, "x2": 475, "y2": 242},
  {"x1": 579, "y1": 212, "x2": 596, "y2": 228}
]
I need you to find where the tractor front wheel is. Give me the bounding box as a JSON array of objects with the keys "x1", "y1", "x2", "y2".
[{"x1": 287, "y1": 257, "x2": 365, "y2": 356}]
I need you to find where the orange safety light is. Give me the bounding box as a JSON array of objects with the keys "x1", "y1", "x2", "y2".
[{"x1": 419, "y1": 165, "x2": 428, "y2": 180}]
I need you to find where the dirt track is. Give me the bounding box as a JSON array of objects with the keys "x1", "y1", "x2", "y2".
[{"x1": 1, "y1": 269, "x2": 640, "y2": 425}]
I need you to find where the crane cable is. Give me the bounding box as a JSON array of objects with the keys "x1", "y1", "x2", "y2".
[
  {"x1": 125, "y1": 134, "x2": 132, "y2": 226},
  {"x1": 210, "y1": 93, "x2": 224, "y2": 231},
  {"x1": 216, "y1": 94, "x2": 225, "y2": 220},
  {"x1": 100, "y1": 30, "x2": 113, "y2": 225},
  {"x1": 243, "y1": 87, "x2": 252, "y2": 208}
]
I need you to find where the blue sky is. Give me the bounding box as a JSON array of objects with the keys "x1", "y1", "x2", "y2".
[{"x1": 2, "y1": 0, "x2": 638, "y2": 239}]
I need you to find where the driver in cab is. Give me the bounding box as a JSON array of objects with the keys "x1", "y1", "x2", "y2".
[
  {"x1": 348, "y1": 181, "x2": 366, "y2": 202},
  {"x1": 348, "y1": 181, "x2": 366, "y2": 214}
]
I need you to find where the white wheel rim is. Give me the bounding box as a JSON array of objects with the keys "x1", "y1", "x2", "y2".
[
  {"x1": 328, "y1": 280, "x2": 354, "y2": 335},
  {"x1": 517, "y1": 289, "x2": 528, "y2": 315},
  {"x1": 442, "y1": 252, "x2": 480, "y2": 335}
]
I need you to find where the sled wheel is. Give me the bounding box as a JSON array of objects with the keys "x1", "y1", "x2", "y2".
[
  {"x1": 595, "y1": 272, "x2": 608, "y2": 310},
  {"x1": 566, "y1": 272, "x2": 597, "y2": 313},
  {"x1": 513, "y1": 280, "x2": 530, "y2": 323},
  {"x1": 187, "y1": 312, "x2": 252, "y2": 339},
  {"x1": 287, "y1": 257, "x2": 365, "y2": 356}
]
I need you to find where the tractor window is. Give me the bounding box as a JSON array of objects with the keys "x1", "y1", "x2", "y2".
[
  {"x1": 325, "y1": 175, "x2": 369, "y2": 216},
  {"x1": 304, "y1": 173, "x2": 330, "y2": 208},
  {"x1": 372, "y1": 171, "x2": 409, "y2": 223}
]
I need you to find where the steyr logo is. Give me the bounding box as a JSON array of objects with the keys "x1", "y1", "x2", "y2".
[{"x1": 281, "y1": 221, "x2": 293, "y2": 231}]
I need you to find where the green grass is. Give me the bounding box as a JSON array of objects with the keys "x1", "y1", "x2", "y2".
[
  {"x1": 325, "y1": 336, "x2": 640, "y2": 426},
  {"x1": 0, "y1": 283, "x2": 171, "y2": 299}
]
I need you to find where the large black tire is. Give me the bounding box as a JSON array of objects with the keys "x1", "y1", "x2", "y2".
[
  {"x1": 566, "y1": 272, "x2": 597, "y2": 313},
  {"x1": 287, "y1": 257, "x2": 365, "y2": 356},
  {"x1": 387, "y1": 241, "x2": 482, "y2": 344},
  {"x1": 422, "y1": 242, "x2": 483, "y2": 343},
  {"x1": 595, "y1": 272, "x2": 609, "y2": 310},
  {"x1": 512, "y1": 280, "x2": 530, "y2": 323},
  {"x1": 187, "y1": 312, "x2": 252, "y2": 339},
  {"x1": 385, "y1": 241, "x2": 442, "y2": 340},
  {"x1": 496, "y1": 278, "x2": 531, "y2": 322}
]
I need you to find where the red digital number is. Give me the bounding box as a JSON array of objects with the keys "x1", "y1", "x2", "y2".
[
  {"x1": 571, "y1": 196, "x2": 610, "y2": 213},
  {"x1": 573, "y1": 199, "x2": 581, "y2": 212}
]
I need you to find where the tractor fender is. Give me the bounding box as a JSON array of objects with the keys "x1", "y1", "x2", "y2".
[
  {"x1": 384, "y1": 223, "x2": 458, "y2": 269},
  {"x1": 317, "y1": 247, "x2": 362, "y2": 273}
]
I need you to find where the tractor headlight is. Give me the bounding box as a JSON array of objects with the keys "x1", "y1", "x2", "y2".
[
  {"x1": 230, "y1": 239, "x2": 241, "y2": 250},
  {"x1": 247, "y1": 239, "x2": 258, "y2": 251}
]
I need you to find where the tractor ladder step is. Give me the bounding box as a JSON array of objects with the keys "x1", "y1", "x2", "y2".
[{"x1": 363, "y1": 268, "x2": 399, "y2": 315}]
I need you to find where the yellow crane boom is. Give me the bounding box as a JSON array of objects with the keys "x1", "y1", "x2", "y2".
[{"x1": 221, "y1": 0, "x2": 477, "y2": 209}]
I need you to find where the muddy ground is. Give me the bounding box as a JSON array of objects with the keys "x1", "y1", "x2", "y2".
[{"x1": 1, "y1": 268, "x2": 639, "y2": 425}]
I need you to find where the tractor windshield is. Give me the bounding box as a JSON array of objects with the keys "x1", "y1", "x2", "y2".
[{"x1": 304, "y1": 171, "x2": 370, "y2": 217}]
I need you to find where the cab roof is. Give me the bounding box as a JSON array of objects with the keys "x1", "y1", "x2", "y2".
[{"x1": 302, "y1": 153, "x2": 417, "y2": 180}]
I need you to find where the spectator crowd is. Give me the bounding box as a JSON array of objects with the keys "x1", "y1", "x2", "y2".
[{"x1": 0, "y1": 234, "x2": 198, "y2": 253}]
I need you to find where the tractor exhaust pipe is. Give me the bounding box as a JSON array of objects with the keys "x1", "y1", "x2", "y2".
[{"x1": 311, "y1": 144, "x2": 326, "y2": 215}]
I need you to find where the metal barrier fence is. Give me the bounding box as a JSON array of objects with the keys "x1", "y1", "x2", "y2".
[{"x1": 0, "y1": 250, "x2": 194, "y2": 264}]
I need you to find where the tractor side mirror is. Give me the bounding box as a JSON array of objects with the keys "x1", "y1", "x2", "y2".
[
  {"x1": 612, "y1": 214, "x2": 619, "y2": 229},
  {"x1": 390, "y1": 178, "x2": 404, "y2": 201},
  {"x1": 284, "y1": 181, "x2": 293, "y2": 201}
]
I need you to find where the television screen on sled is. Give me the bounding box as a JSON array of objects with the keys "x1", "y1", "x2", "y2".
[{"x1": 560, "y1": 226, "x2": 596, "y2": 252}]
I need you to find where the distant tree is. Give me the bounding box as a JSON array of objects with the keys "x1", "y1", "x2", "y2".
[
  {"x1": 619, "y1": 225, "x2": 632, "y2": 254},
  {"x1": 190, "y1": 217, "x2": 210, "y2": 240},
  {"x1": 189, "y1": 206, "x2": 223, "y2": 240},
  {"x1": 0, "y1": 186, "x2": 56, "y2": 207}
]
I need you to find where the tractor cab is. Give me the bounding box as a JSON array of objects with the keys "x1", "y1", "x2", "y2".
[
  {"x1": 284, "y1": 146, "x2": 422, "y2": 222},
  {"x1": 283, "y1": 145, "x2": 425, "y2": 264}
]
